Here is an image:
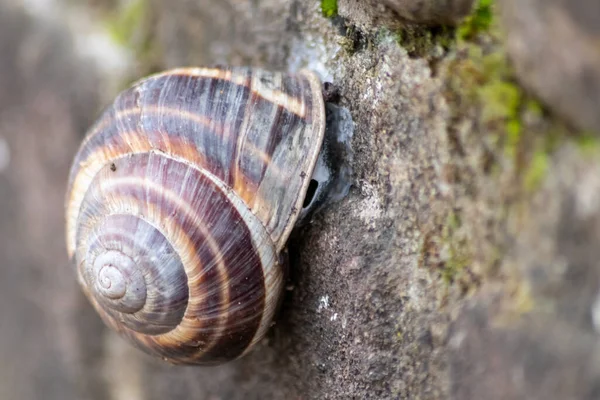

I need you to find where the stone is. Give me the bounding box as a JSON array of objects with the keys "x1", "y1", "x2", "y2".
[{"x1": 500, "y1": 0, "x2": 600, "y2": 133}]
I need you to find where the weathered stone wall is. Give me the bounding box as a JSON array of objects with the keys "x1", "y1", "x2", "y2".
[{"x1": 0, "y1": 0, "x2": 599, "y2": 399}]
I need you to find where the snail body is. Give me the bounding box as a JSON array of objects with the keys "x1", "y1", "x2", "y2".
[{"x1": 66, "y1": 67, "x2": 327, "y2": 365}]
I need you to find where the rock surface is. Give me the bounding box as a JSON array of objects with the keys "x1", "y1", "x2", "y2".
[
  {"x1": 383, "y1": 0, "x2": 476, "y2": 25},
  {"x1": 0, "y1": 0, "x2": 599, "y2": 399},
  {"x1": 500, "y1": 0, "x2": 600, "y2": 133}
]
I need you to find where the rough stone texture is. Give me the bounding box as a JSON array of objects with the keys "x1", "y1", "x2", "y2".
[
  {"x1": 338, "y1": 0, "x2": 475, "y2": 28},
  {"x1": 500, "y1": 0, "x2": 600, "y2": 133},
  {"x1": 383, "y1": 0, "x2": 476, "y2": 25},
  {"x1": 1, "y1": 0, "x2": 600, "y2": 399},
  {"x1": 450, "y1": 293, "x2": 600, "y2": 400},
  {"x1": 449, "y1": 144, "x2": 600, "y2": 400}
]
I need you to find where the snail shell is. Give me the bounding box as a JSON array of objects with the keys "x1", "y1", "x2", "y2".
[{"x1": 65, "y1": 67, "x2": 326, "y2": 365}]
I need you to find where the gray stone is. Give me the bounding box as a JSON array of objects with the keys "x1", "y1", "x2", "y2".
[
  {"x1": 338, "y1": 0, "x2": 475, "y2": 28},
  {"x1": 383, "y1": 0, "x2": 475, "y2": 25},
  {"x1": 500, "y1": 0, "x2": 600, "y2": 133}
]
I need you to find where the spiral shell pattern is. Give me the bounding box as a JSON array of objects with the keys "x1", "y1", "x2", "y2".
[{"x1": 65, "y1": 67, "x2": 325, "y2": 364}]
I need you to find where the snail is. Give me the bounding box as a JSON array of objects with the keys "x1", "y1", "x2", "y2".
[{"x1": 65, "y1": 66, "x2": 352, "y2": 365}]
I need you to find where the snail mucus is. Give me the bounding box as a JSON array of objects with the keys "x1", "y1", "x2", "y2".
[{"x1": 65, "y1": 67, "x2": 352, "y2": 365}]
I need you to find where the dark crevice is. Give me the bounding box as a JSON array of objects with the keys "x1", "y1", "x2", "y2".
[{"x1": 302, "y1": 179, "x2": 319, "y2": 209}]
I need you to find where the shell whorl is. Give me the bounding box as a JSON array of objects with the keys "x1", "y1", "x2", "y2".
[{"x1": 65, "y1": 67, "x2": 325, "y2": 364}]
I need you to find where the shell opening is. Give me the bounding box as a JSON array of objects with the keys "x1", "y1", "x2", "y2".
[
  {"x1": 302, "y1": 179, "x2": 320, "y2": 209},
  {"x1": 297, "y1": 102, "x2": 354, "y2": 224}
]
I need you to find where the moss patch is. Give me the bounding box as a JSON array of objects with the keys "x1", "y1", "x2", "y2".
[
  {"x1": 576, "y1": 132, "x2": 600, "y2": 156},
  {"x1": 391, "y1": 0, "x2": 494, "y2": 60},
  {"x1": 523, "y1": 151, "x2": 549, "y2": 191},
  {"x1": 478, "y1": 81, "x2": 520, "y2": 123},
  {"x1": 457, "y1": 0, "x2": 494, "y2": 40},
  {"x1": 440, "y1": 212, "x2": 474, "y2": 287},
  {"x1": 425, "y1": 0, "x2": 600, "y2": 306},
  {"x1": 420, "y1": 0, "x2": 569, "y2": 292},
  {"x1": 105, "y1": 0, "x2": 147, "y2": 46},
  {"x1": 445, "y1": 2, "x2": 561, "y2": 190},
  {"x1": 321, "y1": 0, "x2": 338, "y2": 18},
  {"x1": 418, "y1": 208, "x2": 479, "y2": 294},
  {"x1": 102, "y1": 0, "x2": 163, "y2": 82},
  {"x1": 394, "y1": 25, "x2": 455, "y2": 59}
]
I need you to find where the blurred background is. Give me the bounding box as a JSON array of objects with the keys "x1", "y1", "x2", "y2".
[
  {"x1": 1, "y1": 0, "x2": 600, "y2": 399},
  {"x1": 0, "y1": 2, "x2": 105, "y2": 399}
]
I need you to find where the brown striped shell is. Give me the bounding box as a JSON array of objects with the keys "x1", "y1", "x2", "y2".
[{"x1": 65, "y1": 67, "x2": 326, "y2": 365}]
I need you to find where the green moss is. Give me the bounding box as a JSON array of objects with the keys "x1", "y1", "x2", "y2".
[
  {"x1": 417, "y1": 210, "x2": 476, "y2": 290},
  {"x1": 394, "y1": 25, "x2": 455, "y2": 59},
  {"x1": 440, "y1": 212, "x2": 473, "y2": 286},
  {"x1": 525, "y1": 99, "x2": 544, "y2": 118},
  {"x1": 523, "y1": 151, "x2": 549, "y2": 191},
  {"x1": 458, "y1": 0, "x2": 494, "y2": 40},
  {"x1": 422, "y1": 0, "x2": 599, "y2": 298},
  {"x1": 478, "y1": 82, "x2": 520, "y2": 123},
  {"x1": 446, "y1": 42, "x2": 531, "y2": 164},
  {"x1": 442, "y1": 247, "x2": 471, "y2": 285},
  {"x1": 434, "y1": 0, "x2": 561, "y2": 289},
  {"x1": 392, "y1": 0, "x2": 495, "y2": 58},
  {"x1": 321, "y1": 0, "x2": 338, "y2": 18},
  {"x1": 576, "y1": 132, "x2": 600, "y2": 155},
  {"x1": 477, "y1": 79, "x2": 524, "y2": 158},
  {"x1": 103, "y1": 0, "x2": 163, "y2": 79},
  {"x1": 105, "y1": 0, "x2": 147, "y2": 46},
  {"x1": 446, "y1": 212, "x2": 460, "y2": 231},
  {"x1": 505, "y1": 120, "x2": 522, "y2": 142}
]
